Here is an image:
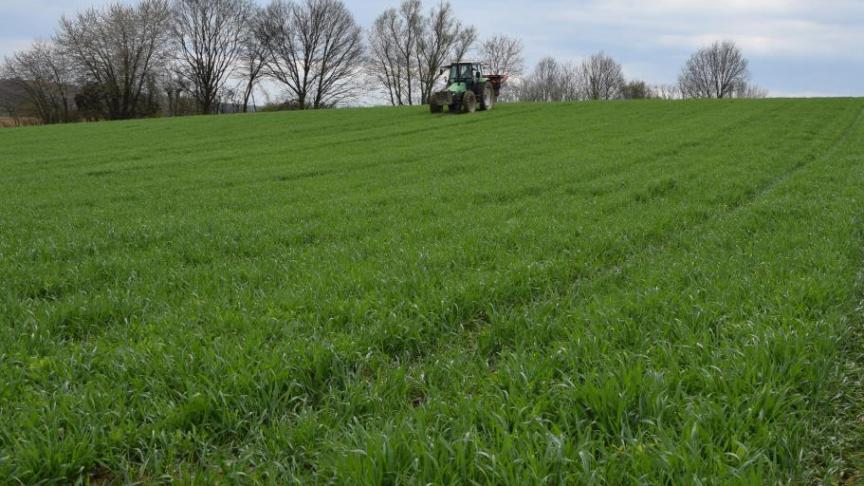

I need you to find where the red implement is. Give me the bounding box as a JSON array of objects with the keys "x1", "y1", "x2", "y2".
[{"x1": 487, "y1": 74, "x2": 509, "y2": 96}]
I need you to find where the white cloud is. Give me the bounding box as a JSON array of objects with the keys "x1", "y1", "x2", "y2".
[
  {"x1": 547, "y1": 1, "x2": 864, "y2": 59},
  {"x1": 655, "y1": 20, "x2": 864, "y2": 59}
]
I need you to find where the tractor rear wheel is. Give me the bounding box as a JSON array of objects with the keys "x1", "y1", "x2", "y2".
[
  {"x1": 430, "y1": 103, "x2": 443, "y2": 114},
  {"x1": 461, "y1": 91, "x2": 477, "y2": 114},
  {"x1": 478, "y1": 82, "x2": 495, "y2": 111}
]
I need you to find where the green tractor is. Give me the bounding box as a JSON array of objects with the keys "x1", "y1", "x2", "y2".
[{"x1": 429, "y1": 62, "x2": 508, "y2": 114}]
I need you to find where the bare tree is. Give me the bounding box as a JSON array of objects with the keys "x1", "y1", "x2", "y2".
[
  {"x1": 239, "y1": 7, "x2": 268, "y2": 112},
  {"x1": 57, "y1": 0, "x2": 172, "y2": 119},
  {"x1": 621, "y1": 80, "x2": 653, "y2": 99},
  {"x1": 1, "y1": 41, "x2": 76, "y2": 124},
  {"x1": 386, "y1": 0, "x2": 422, "y2": 105},
  {"x1": 311, "y1": 0, "x2": 365, "y2": 108},
  {"x1": 367, "y1": 3, "x2": 423, "y2": 106},
  {"x1": 732, "y1": 81, "x2": 768, "y2": 99},
  {"x1": 416, "y1": 2, "x2": 475, "y2": 105},
  {"x1": 171, "y1": 0, "x2": 253, "y2": 114},
  {"x1": 259, "y1": 0, "x2": 363, "y2": 109},
  {"x1": 652, "y1": 84, "x2": 681, "y2": 100},
  {"x1": 479, "y1": 35, "x2": 524, "y2": 78},
  {"x1": 519, "y1": 56, "x2": 563, "y2": 102},
  {"x1": 559, "y1": 61, "x2": 582, "y2": 101},
  {"x1": 515, "y1": 57, "x2": 583, "y2": 103},
  {"x1": 368, "y1": 8, "x2": 407, "y2": 106},
  {"x1": 580, "y1": 52, "x2": 624, "y2": 100},
  {"x1": 0, "y1": 81, "x2": 25, "y2": 123},
  {"x1": 678, "y1": 41, "x2": 750, "y2": 99},
  {"x1": 160, "y1": 69, "x2": 191, "y2": 116}
]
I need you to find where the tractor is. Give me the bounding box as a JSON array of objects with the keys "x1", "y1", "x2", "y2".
[{"x1": 429, "y1": 62, "x2": 508, "y2": 114}]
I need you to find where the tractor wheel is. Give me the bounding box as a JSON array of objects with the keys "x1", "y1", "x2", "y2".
[
  {"x1": 461, "y1": 91, "x2": 477, "y2": 114},
  {"x1": 430, "y1": 103, "x2": 443, "y2": 114},
  {"x1": 478, "y1": 82, "x2": 495, "y2": 111}
]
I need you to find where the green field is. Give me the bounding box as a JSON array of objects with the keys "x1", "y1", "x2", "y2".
[{"x1": 2, "y1": 99, "x2": 864, "y2": 483}]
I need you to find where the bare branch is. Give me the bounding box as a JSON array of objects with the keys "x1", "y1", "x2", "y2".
[{"x1": 479, "y1": 35, "x2": 524, "y2": 77}]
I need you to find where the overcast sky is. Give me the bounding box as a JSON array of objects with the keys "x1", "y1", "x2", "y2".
[{"x1": 1, "y1": 0, "x2": 862, "y2": 97}]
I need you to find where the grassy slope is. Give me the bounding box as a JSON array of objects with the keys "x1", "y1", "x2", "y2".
[{"x1": 1, "y1": 99, "x2": 863, "y2": 483}]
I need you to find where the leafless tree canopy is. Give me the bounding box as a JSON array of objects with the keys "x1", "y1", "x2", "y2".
[
  {"x1": 367, "y1": 0, "x2": 421, "y2": 106},
  {"x1": 171, "y1": 0, "x2": 253, "y2": 114},
  {"x1": 519, "y1": 57, "x2": 562, "y2": 102},
  {"x1": 517, "y1": 57, "x2": 584, "y2": 103},
  {"x1": 580, "y1": 52, "x2": 624, "y2": 100},
  {"x1": 1, "y1": 41, "x2": 76, "y2": 123},
  {"x1": 732, "y1": 81, "x2": 769, "y2": 99},
  {"x1": 517, "y1": 53, "x2": 625, "y2": 103},
  {"x1": 652, "y1": 84, "x2": 682, "y2": 100},
  {"x1": 368, "y1": 9, "x2": 406, "y2": 106},
  {"x1": 258, "y1": 0, "x2": 364, "y2": 109},
  {"x1": 679, "y1": 41, "x2": 750, "y2": 99},
  {"x1": 480, "y1": 35, "x2": 525, "y2": 77},
  {"x1": 57, "y1": 0, "x2": 172, "y2": 119},
  {"x1": 366, "y1": 1, "x2": 419, "y2": 106},
  {"x1": 620, "y1": 80, "x2": 652, "y2": 100},
  {"x1": 238, "y1": 7, "x2": 268, "y2": 112},
  {"x1": 451, "y1": 26, "x2": 478, "y2": 66},
  {"x1": 559, "y1": 62, "x2": 583, "y2": 102}
]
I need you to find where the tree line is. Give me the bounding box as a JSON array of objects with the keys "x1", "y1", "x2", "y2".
[
  {"x1": 514, "y1": 42, "x2": 766, "y2": 102},
  {"x1": 0, "y1": 0, "x2": 767, "y2": 125},
  {"x1": 1, "y1": 0, "x2": 367, "y2": 124}
]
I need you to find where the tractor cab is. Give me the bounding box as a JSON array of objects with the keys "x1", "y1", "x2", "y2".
[{"x1": 446, "y1": 63, "x2": 484, "y2": 85}]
